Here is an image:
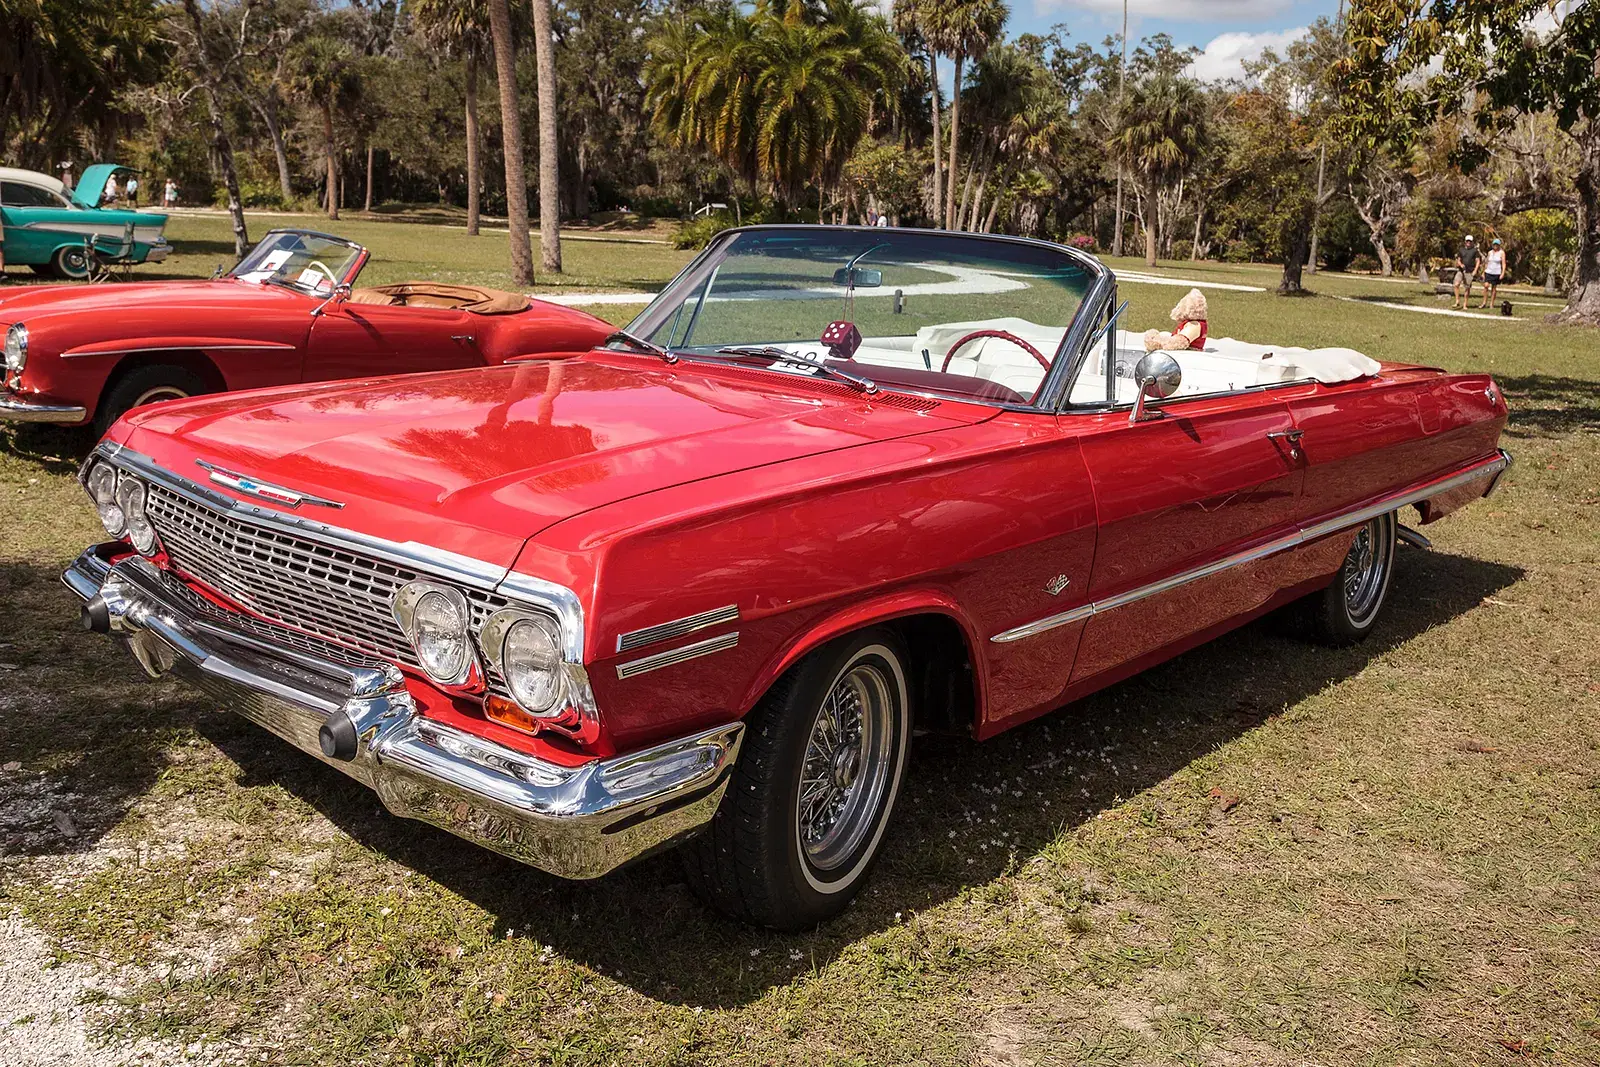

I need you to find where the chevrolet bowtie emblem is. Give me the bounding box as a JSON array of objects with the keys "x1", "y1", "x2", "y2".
[{"x1": 195, "y1": 460, "x2": 345, "y2": 509}]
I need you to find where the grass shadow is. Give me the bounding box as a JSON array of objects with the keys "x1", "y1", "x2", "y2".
[
  {"x1": 1498, "y1": 373, "x2": 1600, "y2": 438},
  {"x1": 167, "y1": 547, "x2": 1524, "y2": 1008}
]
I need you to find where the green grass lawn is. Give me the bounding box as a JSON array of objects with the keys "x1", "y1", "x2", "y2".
[{"x1": 1, "y1": 215, "x2": 1597, "y2": 1065}]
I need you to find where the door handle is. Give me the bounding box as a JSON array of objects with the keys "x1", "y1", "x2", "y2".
[
  {"x1": 451, "y1": 334, "x2": 476, "y2": 345},
  {"x1": 1267, "y1": 428, "x2": 1306, "y2": 460}
]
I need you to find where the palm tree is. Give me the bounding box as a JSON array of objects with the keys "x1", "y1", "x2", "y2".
[
  {"x1": 529, "y1": 0, "x2": 562, "y2": 272},
  {"x1": 921, "y1": 0, "x2": 1007, "y2": 229},
  {"x1": 289, "y1": 31, "x2": 359, "y2": 220},
  {"x1": 891, "y1": 0, "x2": 941, "y2": 224},
  {"x1": 486, "y1": 0, "x2": 533, "y2": 285},
  {"x1": 1111, "y1": 72, "x2": 1207, "y2": 266},
  {"x1": 412, "y1": 0, "x2": 491, "y2": 235}
]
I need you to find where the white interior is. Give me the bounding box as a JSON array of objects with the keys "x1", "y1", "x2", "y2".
[{"x1": 787, "y1": 317, "x2": 1382, "y2": 405}]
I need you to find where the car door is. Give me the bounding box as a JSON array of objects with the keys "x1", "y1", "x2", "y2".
[
  {"x1": 1066, "y1": 390, "x2": 1305, "y2": 689},
  {"x1": 304, "y1": 303, "x2": 485, "y2": 382}
]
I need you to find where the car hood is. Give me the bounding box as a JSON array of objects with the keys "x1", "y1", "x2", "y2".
[
  {"x1": 0, "y1": 280, "x2": 300, "y2": 323},
  {"x1": 115, "y1": 355, "x2": 993, "y2": 570}
]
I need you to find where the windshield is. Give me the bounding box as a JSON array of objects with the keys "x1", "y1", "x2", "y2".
[
  {"x1": 230, "y1": 230, "x2": 365, "y2": 294},
  {"x1": 624, "y1": 228, "x2": 1097, "y2": 407}
]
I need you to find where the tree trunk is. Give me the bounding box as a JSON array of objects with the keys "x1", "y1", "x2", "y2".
[
  {"x1": 1191, "y1": 204, "x2": 1203, "y2": 261},
  {"x1": 1374, "y1": 239, "x2": 1393, "y2": 276},
  {"x1": 956, "y1": 150, "x2": 979, "y2": 232},
  {"x1": 488, "y1": 0, "x2": 534, "y2": 286},
  {"x1": 252, "y1": 92, "x2": 294, "y2": 202},
  {"x1": 1113, "y1": 169, "x2": 1125, "y2": 257},
  {"x1": 530, "y1": 0, "x2": 562, "y2": 273},
  {"x1": 944, "y1": 53, "x2": 965, "y2": 230},
  {"x1": 928, "y1": 51, "x2": 942, "y2": 226},
  {"x1": 1307, "y1": 143, "x2": 1327, "y2": 274},
  {"x1": 1555, "y1": 125, "x2": 1600, "y2": 325},
  {"x1": 1545, "y1": 259, "x2": 1559, "y2": 294},
  {"x1": 982, "y1": 191, "x2": 1000, "y2": 233},
  {"x1": 323, "y1": 102, "x2": 339, "y2": 220},
  {"x1": 1141, "y1": 184, "x2": 1157, "y2": 267},
  {"x1": 182, "y1": 0, "x2": 247, "y2": 256},
  {"x1": 465, "y1": 45, "x2": 481, "y2": 236}
]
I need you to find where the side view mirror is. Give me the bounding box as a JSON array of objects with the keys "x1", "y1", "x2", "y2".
[
  {"x1": 311, "y1": 283, "x2": 353, "y2": 318},
  {"x1": 832, "y1": 266, "x2": 883, "y2": 289},
  {"x1": 1130, "y1": 351, "x2": 1182, "y2": 423}
]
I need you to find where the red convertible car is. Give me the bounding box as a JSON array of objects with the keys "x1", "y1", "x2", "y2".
[
  {"x1": 65, "y1": 227, "x2": 1509, "y2": 929},
  {"x1": 0, "y1": 228, "x2": 611, "y2": 434}
]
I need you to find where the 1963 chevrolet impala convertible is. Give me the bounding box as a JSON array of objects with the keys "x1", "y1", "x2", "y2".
[
  {"x1": 1, "y1": 228, "x2": 611, "y2": 434},
  {"x1": 66, "y1": 227, "x2": 1509, "y2": 929}
]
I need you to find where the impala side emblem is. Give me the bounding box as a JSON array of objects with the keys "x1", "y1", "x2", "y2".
[
  {"x1": 1045, "y1": 574, "x2": 1071, "y2": 596},
  {"x1": 195, "y1": 460, "x2": 345, "y2": 509}
]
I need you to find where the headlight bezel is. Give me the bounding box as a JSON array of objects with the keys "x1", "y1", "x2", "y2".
[
  {"x1": 483, "y1": 609, "x2": 564, "y2": 714},
  {"x1": 85, "y1": 461, "x2": 126, "y2": 537},
  {"x1": 3, "y1": 323, "x2": 27, "y2": 381},
  {"x1": 114, "y1": 475, "x2": 159, "y2": 555},
  {"x1": 392, "y1": 580, "x2": 480, "y2": 688}
]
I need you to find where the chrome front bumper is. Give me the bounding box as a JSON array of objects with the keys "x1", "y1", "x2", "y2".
[
  {"x1": 62, "y1": 545, "x2": 743, "y2": 879},
  {"x1": 0, "y1": 392, "x2": 87, "y2": 423}
]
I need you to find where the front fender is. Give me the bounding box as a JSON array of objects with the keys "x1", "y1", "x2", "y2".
[{"x1": 734, "y1": 587, "x2": 989, "y2": 720}]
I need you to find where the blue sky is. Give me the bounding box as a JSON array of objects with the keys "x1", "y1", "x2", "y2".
[{"x1": 1011, "y1": 0, "x2": 1344, "y2": 82}]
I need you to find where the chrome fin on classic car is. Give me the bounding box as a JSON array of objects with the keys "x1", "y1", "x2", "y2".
[
  {"x1": 616, "y1": 631, "x2": 740, "y2": 680},
  {"x1": 616, "y1": 604, "x2": 740, "y2": 653}
]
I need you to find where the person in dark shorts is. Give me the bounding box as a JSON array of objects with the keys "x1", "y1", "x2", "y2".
[
  {"x1": 1453, "y1": 235, "x2": 1480, "y2": 310},
  {"x1": 1479, "y1": 238, "x2": 1508, "y2": 309}
]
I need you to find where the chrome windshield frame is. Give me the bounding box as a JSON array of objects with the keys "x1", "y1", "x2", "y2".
[{"x1": 621, "y1": 225, "x2": 1109, "y2": 415}]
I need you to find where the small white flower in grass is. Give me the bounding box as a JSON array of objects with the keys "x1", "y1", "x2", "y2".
[
  {"x1": 379, "y1": 907, "x2": 392, "y2": 916},
  {"x1": 693, "y1": 1006, "x2": 704, "y2": 1015},
  {"x1": 790, "y1": 950, "x2": 804, "y2": 961},
  {"x1": 749, "y1": 948, "x2": 760, "y2": 957},
  {"x1": 894, "y1": 911, "x2": 902, "y2": 922}
]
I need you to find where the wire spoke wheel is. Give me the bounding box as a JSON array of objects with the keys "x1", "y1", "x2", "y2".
[
  {"x1": 1342, "y1": 512, "x2": 1395, "y2": 628},
  {"x1": 796, "y1": 659, "x2": 896, "y2": 876}
]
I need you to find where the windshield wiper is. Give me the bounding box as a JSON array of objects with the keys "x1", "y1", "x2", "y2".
[
  {"x1": 716, "y1": 346, "x2": 878, "y2": 395},
  {"x1": 605, "y1": 329, "x2": 678, "y2": 364}
]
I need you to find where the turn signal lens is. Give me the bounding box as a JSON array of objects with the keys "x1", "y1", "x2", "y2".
[
  {"x1": 87, "y1": 463, "x2": 125, "y2": 537},
  {"x1": 116, "y1": 477, "x2": 157, "y2": 555},
  {"x1": 484, "y1": 694, "x2": 541, "y2": 735}
]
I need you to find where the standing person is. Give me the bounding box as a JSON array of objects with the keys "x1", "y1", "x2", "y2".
[
  {"x1": 1452, "y1": 235, "x2": 1480, "y2": 310},
  {"x1": 126, "y1": 175, "x2": 140, "y2": 208},
  {"x1": 865, "y1": 207, "x2": 878, "y2": 227},
  {"x1": 103, "y1": 171, "x2": 121, "y2": 207},
  {"x1": 874, "y1": 212, "x2": 889, "y2": 228},
  {"x1": 58, "y1": 162, "x2": 75, "y2": 195},
  {"x1": 163, "y1": 179, "x2": 178, "y2": 209},
  {"x1": 1479, "y1": 238, "x2": 1508, "y2": 309}
]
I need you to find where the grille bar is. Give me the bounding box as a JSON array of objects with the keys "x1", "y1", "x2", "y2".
[{"x1": 145, "y1": 482, "x2": 514, "y2": 696}]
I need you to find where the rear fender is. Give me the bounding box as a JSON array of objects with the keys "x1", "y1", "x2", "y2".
[{"x1": 738, "y1": 589, "x2": 988, "y2": 722}]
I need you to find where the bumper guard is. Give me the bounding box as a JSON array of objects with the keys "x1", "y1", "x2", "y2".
[{"x1": 62, "y1": 545, "x2": 743, "y2": 879}]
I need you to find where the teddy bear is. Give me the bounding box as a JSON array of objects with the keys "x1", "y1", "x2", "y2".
[{"x1": 1143, "y1": 288, "x2": 1209, "y2": 352}]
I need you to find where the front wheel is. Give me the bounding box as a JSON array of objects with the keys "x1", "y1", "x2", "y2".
[
  {"x1": 683, "y1": 629, "x2": 911, "y2": 930},
  {"x1": 94, "y1": 365, "x2": 208, "y2": 437},
  {"x1": 1299, "y1": 511, "x2": 1397, "y2": 646}
]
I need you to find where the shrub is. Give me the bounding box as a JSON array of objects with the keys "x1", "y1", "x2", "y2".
[
  {"x1": 1066, "y1": 234, "x2": 1096, "y2": 253},
  {"x1": 672, "y1": 212, "x2": 740, "y2": 250},
  {"x1": 1169, "y1": 239, "x2": 1193, "y2": 261}
]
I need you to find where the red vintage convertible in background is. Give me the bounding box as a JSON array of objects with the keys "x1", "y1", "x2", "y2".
[
  {"x1": 0, "y1": 228, "x2": 611, "y2": 434},
  {"x1": 66, "y1": 226, "x2": 1509, "y2": 929}
]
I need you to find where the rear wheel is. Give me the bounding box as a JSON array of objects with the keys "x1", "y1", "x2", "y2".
[
  {"x1": 94, "y1": 365, "x2": 208, "y2": 437},
  {"x1": 683, "y1": 628, "x2": 911, "y2": 930},
  {"x1": 48, "y1": 245, "x2": 92, "y2": 281},
  {"x1": 1299, "y1": 511, "x2": 1397, "y2": 645}
]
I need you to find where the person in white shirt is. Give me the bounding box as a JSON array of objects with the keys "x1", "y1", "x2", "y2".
[
  {"x1": 1479, "y1": 238, "x2": 1509, "y2": 309},
  {"x1": 126, "y1": 176, "x2": 139, "y2": 207},
  {"x1": 104, "y1": 173, "x2": 120, "y2": 205},
  {"x1": 163, "y1": 179, "x2": 178, "y2": 207}
]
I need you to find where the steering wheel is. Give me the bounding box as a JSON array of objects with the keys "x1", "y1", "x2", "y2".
[
  {"x1": 941, "y1": 329, "x2": 1050, "y2": 373},
  {"x1": 303, "y1": 259, "x2": 340, "y2": 291}
]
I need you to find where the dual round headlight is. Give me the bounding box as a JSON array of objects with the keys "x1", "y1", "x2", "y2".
[
  {"x1": 85, "y1": 463, "x2": 158, "y2": 555},
  {"x1": 3, "y1": 323, "x2": 27, "y2": 377},
  {"x1": 392, "y1": 581, "x2": 567, "y2": 718}
]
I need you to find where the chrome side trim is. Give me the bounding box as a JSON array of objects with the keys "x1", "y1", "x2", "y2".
[
  {"x1": 62, "y1": 343, "x2": 297, "y2": 359},
  {"x1": 90, "y1": 444, "x2": 587, "y2": 661},
  {"x1": 617, "y1": 604, "x2": 739, "y2": 653},
  {"x1": 617, "y1": 631, "x2": 739, "y2": 680},
  {"x1": 992, "y1": 451, "x2": 1510, "y2": 643}
]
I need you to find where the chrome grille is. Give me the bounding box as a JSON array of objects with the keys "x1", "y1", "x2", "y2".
[{"x1": 145, "y1": 482, "x2": 513, "y2": 694}]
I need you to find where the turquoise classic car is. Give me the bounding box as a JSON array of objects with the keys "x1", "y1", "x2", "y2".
[{"x1": 0, "y1": 164, "x2": 171, "y2": 280}]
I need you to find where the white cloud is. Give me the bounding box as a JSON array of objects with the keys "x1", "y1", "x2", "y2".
[
  {"x1": 1186, "y1": 27, "x2": 1307, "y2": 82},
  {"x1": 1045, "y1": 0, "x2": 1290, "y2": 19}
]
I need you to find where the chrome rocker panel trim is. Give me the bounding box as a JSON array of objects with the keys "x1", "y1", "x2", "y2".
[
  {"x1": 993, "y1": 449, "x2": 1512, "y2": 643},
  {"x1": 0, "y1": 394, "x2": 87, "y2": 423},
  {"x1": 63, "y1": 545, "x2": 744, "y2": 880}
]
